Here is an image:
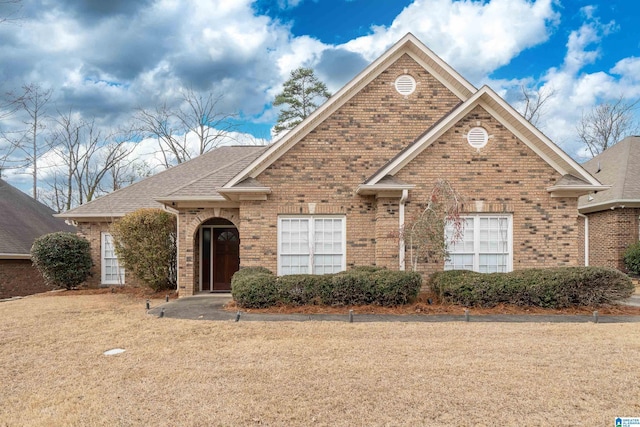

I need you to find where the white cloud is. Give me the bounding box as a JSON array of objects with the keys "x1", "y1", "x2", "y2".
[{"x1": 339, "y1": 0, "x2": 559, "y2": 82}]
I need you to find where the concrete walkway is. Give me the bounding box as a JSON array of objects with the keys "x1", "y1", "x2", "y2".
[{"x1": 147, "y1": 293, "x2": 640, "y2": 323}]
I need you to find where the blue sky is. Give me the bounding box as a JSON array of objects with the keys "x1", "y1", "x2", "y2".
[{"x1": 1, "y1": 0, "x2": 640, "y2": 194}]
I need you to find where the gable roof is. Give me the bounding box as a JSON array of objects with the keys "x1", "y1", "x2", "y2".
[
  {"x1": 224, "y1": 33, "x2": 603, "y2": 197},
  {"x1": 0, "y1": 179, "x2": 75, "y2": 258},
  {"x1": 223, "y1": 33, "x2": 477, "y2": 189},
  {"x1": 579, "y1": 136, "x2": 640, "y2": 213},
  {"x1": 57, "y1": 145, "x2": 266, "y2": 219},
  {"x1": 359, "y1": 85, "x2": 606, "y2": 196}
]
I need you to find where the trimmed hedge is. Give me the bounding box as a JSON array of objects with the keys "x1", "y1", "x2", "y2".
[
  {"x1": 231, "y1": 267, "x2": 422, "y2": 308},
  {"x1": 429, "y1": 267, "x2": 634, "y2": 308},
  {"x1": 30, "y1": 232, "x2": 92, "y2": 290},
  {"x1": 623, "y1": 241, "x2": 640, "y2": 275}
]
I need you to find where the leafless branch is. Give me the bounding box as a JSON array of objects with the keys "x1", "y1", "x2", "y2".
[{"x1": 576, "y1": 95, "x2": 640, "y2": 158}]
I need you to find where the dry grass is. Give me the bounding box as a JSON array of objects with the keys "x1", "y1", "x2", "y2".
[{"x1": 1, "y1": 292, "x2": 639, "y2": 426}]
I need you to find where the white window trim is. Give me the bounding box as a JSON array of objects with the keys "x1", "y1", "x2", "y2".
[
  {"x1": 277, "y1": 215, "x2": 347, "y2": 275},
  {"x1": 101, "y1": 232, "x2": 125, "y2": 285},
  {"x1": 445, "y1": 214, "x2": 513, "y2": 273}
]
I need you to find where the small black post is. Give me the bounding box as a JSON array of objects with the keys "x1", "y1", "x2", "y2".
[
  {"x1": 165, "y1": 294, "x2": 169, "y2": 302},
  {"x1": 593, "y1": 311, "x2": 599, "y2": 323},
  {"x1": 464, "y1": 309, "x2": 470, "y2": 322},
  {"x1": 349, "y1": 309, "x2": 354, "y2": 323},
  {"x1": 159, "y1": 308, "x2": 165, "y2": 318},
  {"x1": 235, "y1": 311, "x2": 241, "y2": 322},
  {"x1": 145, "y1": 299, "x2": 150, "y2": 310}
]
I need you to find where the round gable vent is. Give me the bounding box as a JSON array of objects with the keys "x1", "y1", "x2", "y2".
[
  {"x1": 467, "y1": 127, "x2": 488, "y2": 149},
  {"x1": 395, "y1": 75, "x2": 416, "y2": 96}
]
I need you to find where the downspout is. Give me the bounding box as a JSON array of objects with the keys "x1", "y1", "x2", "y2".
[
  {"x1": 399, "y1": 189, "x2": 408, "y2": 271},
  {"x1": 578, "y1": 213, "x2": 588, "y2": 266}
]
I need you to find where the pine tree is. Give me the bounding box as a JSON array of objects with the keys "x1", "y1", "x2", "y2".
[{"x1": 273, "y1": 67, "x2": 331, "y2": 135}]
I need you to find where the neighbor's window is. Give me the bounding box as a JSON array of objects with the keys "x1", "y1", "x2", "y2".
[
  {"x1": 101, "y1": 232, "x2": 125, "y2": 285},
  {"x1": 445, "y1": 215, "x2": 512, "y2": 273},
  {"x1": 278, "y1": 216, "x2": 346, "y2": 275}
]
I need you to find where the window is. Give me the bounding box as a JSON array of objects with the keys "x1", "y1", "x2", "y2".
[
  {"x1": 101, "y1": 232, "x2": 125, "y2": 285},
  {"x1": 445, "y1": 215, "x2": 512, "y2": 273},
  {"x1": 278, "y1": 216, "x2": 346, "y2": 275}
]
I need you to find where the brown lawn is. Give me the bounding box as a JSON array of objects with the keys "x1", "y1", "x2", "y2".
[{"x1": 1, "y1": 291, "x2": 639, "y2": 426}]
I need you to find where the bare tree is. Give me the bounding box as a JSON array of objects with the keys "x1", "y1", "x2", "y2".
[
  {"x1": 402, "y1": 179, "x2": 467, "y2": 272},
  {"x1": 519, "y1": 84, "x2": 555, "y2": 126},
  {"x1": 47, "y1": 110, "x2": 136, "y2": 211},
  {"x1": 104, "y1": 155, "x2": 151, "y2": 193},
  {"x1": 5, "y1": 83, "x2": 53, "y2": 199},
  {"x1": 135, "y1": 89, "x2": 236, "y2": 168},
  {"x1": 577, "y1": 96, "x2": 640, "y2": 158},
  {"x1": 176, "y1": 88, "x2": 236, "y2": 156},
  {"x1": 0, "y1": 0, "x2": 21, "y2": 25}
]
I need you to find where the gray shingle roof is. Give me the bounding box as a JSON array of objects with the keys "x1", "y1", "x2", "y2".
[
  {"x1": 59, "y1": 145, "x2": 267, "y2": 218},
  {"x1": 0, "y1": 179, "x2": 76, "y2": 256},
  {"x1": 579, "y1": 136, "x2": 640, "y2": 210}
]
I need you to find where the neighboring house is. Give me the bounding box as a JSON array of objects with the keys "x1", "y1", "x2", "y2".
[
  {"x1": 0, "y1": 179, "x2": 76, "y2": 298},
  {"x1": 578, "y1": 136, "x2": 640, "y2": 271},
  {"x1": 58, "y1": 33, "x2": 606, "y2": 297}
]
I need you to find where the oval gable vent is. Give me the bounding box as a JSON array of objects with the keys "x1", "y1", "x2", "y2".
[
  {"x1": 467, "y1": 127, "x2": 488, "y2": 149},
  {"x1": 395, "y1": 75, "x2": 416, "y2": 96}
]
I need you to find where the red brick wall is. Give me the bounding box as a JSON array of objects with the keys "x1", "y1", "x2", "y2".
[
  {"x1": 76, "y1": 221, "x2": 144, "y2": 288},
  {"x1": 396, "y1": 105, "x2": 580, "y2": 275},
  {"x1": 0, "y1": 259, "x2": 51, "y2": 299},
  {"x1": 587, "y1": 208, "x2": 640, "y2": 270},
  {"x1": 238, "y1": 54, "x2": 583, "y2": 277},
  {"x1": 241, "y1": 54, "x2": 462, "y2": 272}
]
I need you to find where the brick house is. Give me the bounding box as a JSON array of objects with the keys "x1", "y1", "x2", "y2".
[
  {"x1": 0, "y1": 179, "x2": 76, "y2": 298},
  {"x1": 58, "y1": 33, "x2": 607, "y2": 297},
  {"x1": 578, "y1": 136, "x2": 640, "y2": 270}
]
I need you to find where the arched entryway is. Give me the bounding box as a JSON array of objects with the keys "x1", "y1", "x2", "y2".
[{"x1": 199, "y1": 218, "x2": 239, "y2": 292}]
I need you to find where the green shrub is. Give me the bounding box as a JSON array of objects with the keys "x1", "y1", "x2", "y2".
[
  {"x1": 233, "y1": 266, "x2": 274, "y2": 280},
  {"x1": 322, "y1": 270, "x2": 374, "y2": 306},
  {"x1": 624, "y1": 241, "x2": 640, "y2": 274},
  {"x1": 231, "y1": 273, "x2": 279, "y2": 308},
  {"x1": 277, "y1": 274, "x2": 323, "y2": 306},
  {"x1": 430, "y1": 267, "x2": 634, "y2": 308},
  {"x1": 371, "y1": 270, "x2": 422, "y2": 305},
  {"x1": 232, "y1": 268, "x2": 422, "y2": 308},
  {"x1": 109, "y1": 208, "x2": 176, "y2": 292},
  {"x1": 31, "y1": 232, "x2": 92, "y2": 289},
  {"x1": 348, "y1": 265, "x2": 385, "y2": 273}
]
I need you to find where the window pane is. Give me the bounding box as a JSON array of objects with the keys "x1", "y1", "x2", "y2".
[
  {"x1": 479, "y1": 254, "x2": 508, "y2": 273},
  {"x1": 445, "y1": 254, "x2": 474, "y2": 270},
  {"x1": 102, "y1": 233, "x2": 124, "y2": 284},
  {"x1": 281, "y1": 255, "x2": 310, "y2": 275},
  {"x1": 446, "y1": 218, "x2": 472, "y2": 253},
  {"x1": 446, "y1": 216, "x2": 510, "y2": 273},
  {"x1": 281, "y1": 219, "x2": 309, "y2": 255},
  {"x1": 280, "y1": 217, "x2": 344, "y2": 275},
  {"x1": 314, "y1": 254, "x2": 343, "y2": 274}
]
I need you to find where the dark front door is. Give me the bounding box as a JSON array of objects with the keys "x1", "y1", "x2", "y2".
[
  {"x1": 201, "y1": 226, "x2": 239, "y2": 292},
  {"x1": 212, "y1": 228, "x2": 239, "y2": 291}
]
